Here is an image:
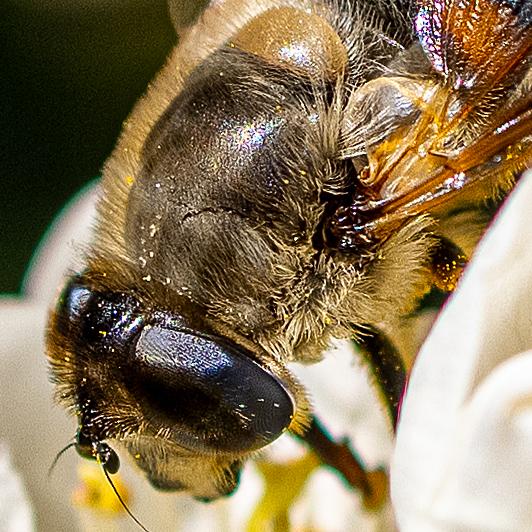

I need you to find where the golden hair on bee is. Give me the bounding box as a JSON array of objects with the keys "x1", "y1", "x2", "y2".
[{"x1": 46, "y1": 0, "x2": 530, "y2": 507}]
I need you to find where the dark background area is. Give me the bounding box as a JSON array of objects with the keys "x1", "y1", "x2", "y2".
[{"x1": 1, "y1": 1, "x2": 177, "y2": 294}]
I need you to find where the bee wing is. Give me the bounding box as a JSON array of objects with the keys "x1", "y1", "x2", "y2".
[
  {"x1": 415, "y1": 0, "x2": 531, "y2": 93},
  {"x1": 355, "y1": 0, "x2": 531, "y2": 234}
]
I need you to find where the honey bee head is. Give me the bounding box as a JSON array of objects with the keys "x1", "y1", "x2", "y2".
[{"x1": 47, "y1": 272, "x2": 309, "y2": 499}]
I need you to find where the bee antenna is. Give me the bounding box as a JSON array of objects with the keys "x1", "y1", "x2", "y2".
[
  {"x1": 48, "y1": 440, "x2": 76, "y2": 478},
  {"x1": 100, "y1": 463, "x2": 151, "y2": 532}
]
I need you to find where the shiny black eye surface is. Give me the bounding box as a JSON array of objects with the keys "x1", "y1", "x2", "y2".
[
  {"x1": 133, "y1": 325, "x2": 295, "y2": 453},
  {"x1": 54, "y1": 278, "x2": 296, "y2": 462}
]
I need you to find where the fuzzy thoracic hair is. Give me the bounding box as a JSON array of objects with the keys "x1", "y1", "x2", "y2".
[{"x1": 90, "y1": 0, "x2": 438, "y2": 366}]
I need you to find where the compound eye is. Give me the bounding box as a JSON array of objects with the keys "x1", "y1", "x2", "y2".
[{"x1": 133, "y1": 325, "x2": 295, "y2": 453}]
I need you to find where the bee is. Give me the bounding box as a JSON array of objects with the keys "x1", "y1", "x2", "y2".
[{"x1": 47, "y1": 0, "x2": 531, "y2": 509}]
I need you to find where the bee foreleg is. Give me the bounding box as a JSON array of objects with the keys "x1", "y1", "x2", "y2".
[
  {"x1": 429, "y1": 235, "x2": 468, "y2": 293},
  {"x1": 356, "y1": 326, "x2": 406, "y2": 430},
  {"x1": 295, "y1": 416, "x2": 388, "y2": 511},
  {"x1": 292, "y1": 327, "x2": 406, "y2": 510}
]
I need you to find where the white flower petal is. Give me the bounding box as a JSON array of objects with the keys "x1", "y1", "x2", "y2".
[
  {"x1": 427, "y1": 350, "x2": 532, "y2": 531},
  {"x1": 392, "y1": 171, "x2": 532, "y2": 531},
  {"x1": 288, "y1": 341, "x2": 395, "y2": 531},
  {"x1": 0, "y1": 443, "x2": 34, "y2": 532},
  {"x1": 0, "y1": 300, "x2": 79, "y2": 531},
  {"x1": 291, "y1": 340, "x2": 393, "y2": 468},
  {"x1": 290, "y1": 466, "x2": 396, "y2": 532}
]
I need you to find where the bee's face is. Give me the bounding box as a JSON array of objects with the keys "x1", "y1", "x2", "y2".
[
  {"x1": 47, "y1": 0, "x2": 530, "y2": 501},
  {"x1": 48, "y1": 273, "x2": 309, "y2": 498}
]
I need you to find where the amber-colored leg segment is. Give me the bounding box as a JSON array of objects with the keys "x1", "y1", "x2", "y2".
[
  {"x1": 295, "y1": 328, "x2": 405, "y2": 510},
  {"x1": 430, "y1": 235, "x2": 468, "y2": 292},
  {"x1": 357, "y1": 327, "x2": 406, "y2": 430},
  {"x1": 297, "y1": 269, "x2": 463, "y2": 507},
  {"x1": 356, "y1": 242, "x2": 466, "y2": 430},
  {"x1": 296, "y1": 416, "x2": 388, "y2": 511}
]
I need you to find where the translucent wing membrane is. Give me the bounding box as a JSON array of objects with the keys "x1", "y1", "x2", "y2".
[
  {"x1": 359, "y1": 101, "x2": 532, "y2": 234},
  {"x1": 337, "y1": 0, "x2": 531, "y2": 239}
]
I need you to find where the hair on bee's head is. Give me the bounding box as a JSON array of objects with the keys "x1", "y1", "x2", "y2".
[{"x1": 46, "y1": 272, "x2": 309, "y2": 499}]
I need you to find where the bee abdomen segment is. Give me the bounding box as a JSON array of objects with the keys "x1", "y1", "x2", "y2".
[{"x1": 231, "y1": 7, "x2": 348, "y2": 79}]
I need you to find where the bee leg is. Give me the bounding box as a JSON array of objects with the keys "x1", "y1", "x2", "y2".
[
  {"x1": 429, "y1": 235, "x2": 468, "y2": 293},
  {"x1": 293, "y1": 328, "x2": 406, "y2": 509},
  {"x1": 295, "y1": 416, "x2": 388, "y2": 511},
  {"x1": 356, "y1": 326, "x2": 406, "y2": 430},
  {"x1": 357, "y1": 239, "x2": 467, "y2": 428}
]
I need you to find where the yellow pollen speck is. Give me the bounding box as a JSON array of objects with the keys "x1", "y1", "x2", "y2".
[{"x1": 72, "y1": 463, "x2": 130, "y2": 515}]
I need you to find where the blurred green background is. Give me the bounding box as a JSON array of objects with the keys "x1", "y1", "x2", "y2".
[{"x1": 1, "y1": 1, "x2": 178, "y2": 294}]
